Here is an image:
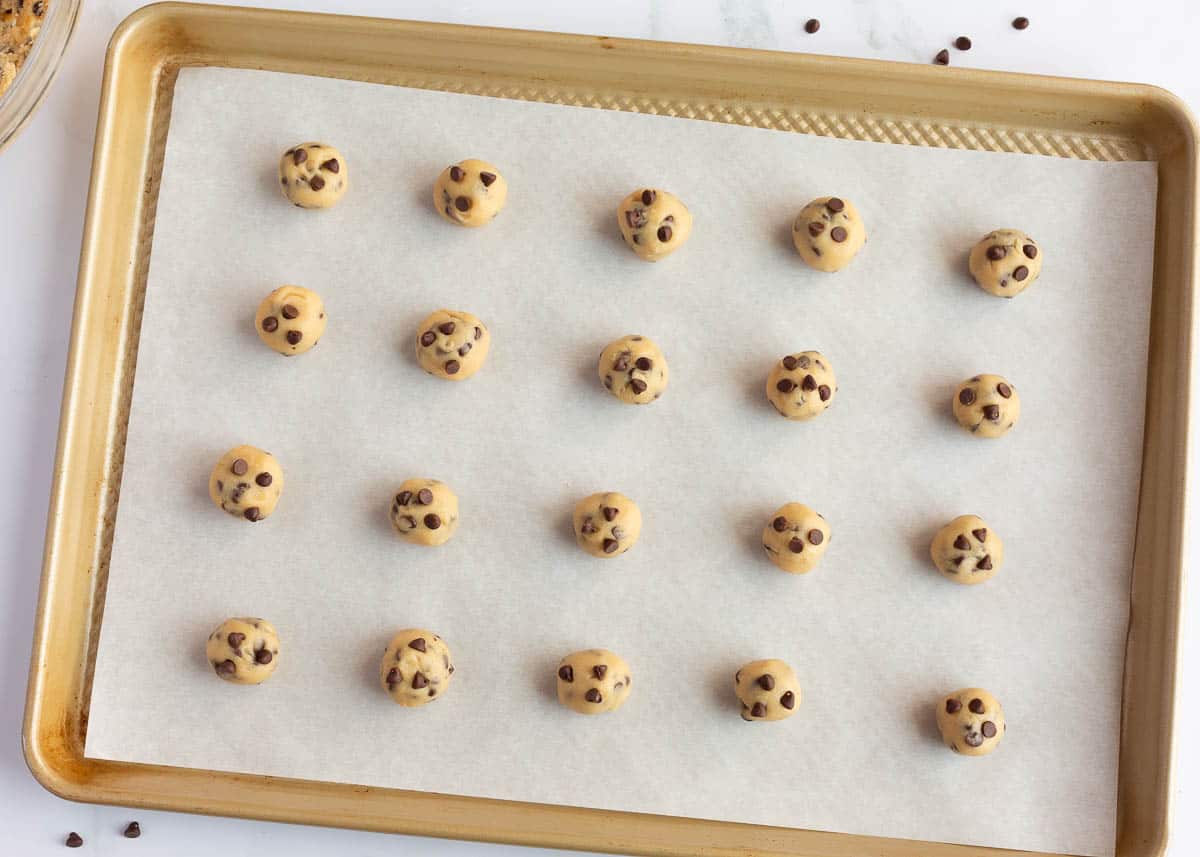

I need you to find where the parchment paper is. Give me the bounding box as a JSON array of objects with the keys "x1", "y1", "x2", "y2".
[{"x1": 85, "y1": 67, "x2": 1158, "y2": 857}]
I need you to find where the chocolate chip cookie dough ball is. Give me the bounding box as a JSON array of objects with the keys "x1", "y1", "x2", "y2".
[
  {"x1": 380, "y1": 629, "x2": 454, "y2": 706},
  {"x1": 390, "y1": 479, "x2": 459, "y2": 546},
  {"x1": 556, "y1": 649, "x2": 632, "y2": 714},
  {"x1": 208, "y1": 445, "x2": 283, "y2": 522},
  {"x1": 279, "y1": 142, "x2": 347, "y2": 208},
  {"x1": 766, "y1": 350, "x2": 836, "y2": 420},
  {"x1": 762, "y1": 503, "x2": 830, "y2": 574},
  {"x1": 936, "y1": 688, "x2": 1006, "y2": 756},
  {"x1": 415, "y1": 309, "x2": 491, "y2": 380},
  {"x1": 206, "y1": 617, "x2": 279, "y2": 684},
  {"x1": 930, "y1": 515, "x2": 1003, "y2": 584},
  {"x1": 616, "y1": 188, "x2": 693, "y2": 261},
  {"x1": 598, "y1": 335, "x2": 668, "y2": 404},
  {"x1": 433, "y1": 159, "x2": 507, "y2": 227},
  {"x1": 572, "y1": 491, "x2": 642, "y2": 558},
  {"x1": 969, "y1": 229, "x2": 1041, "y2": 297},
  {"x1": 255, "y1": 285, "x2": 325, "y2": 356},
  {"x1": 792, "y1": 196, "x2": 866, "y2": 272},
  {"x1": 734, "y1": 659, "x2": 801, "y2": 721},
  {"x1": 952, "y1": 374, "x2": 1020, "y2": 438}
]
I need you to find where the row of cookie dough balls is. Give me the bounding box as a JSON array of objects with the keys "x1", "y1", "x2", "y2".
[
  {"x1": 205, "y1": 618, "x2": 1004, "y2": 754},
  {"x1": 277, "y1": 143, "x2": 1043, "y2": 293}
]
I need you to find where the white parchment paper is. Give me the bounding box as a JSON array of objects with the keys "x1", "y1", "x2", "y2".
[{"x1": 85, "y1": 67, "x2": 1158, "y2": 857}]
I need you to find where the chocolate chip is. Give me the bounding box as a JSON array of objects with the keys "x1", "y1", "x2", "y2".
[
  {"x1": 772, "y1": 516, "x2": 788, "y2": 532},
  {"x1": 798, "y1": 355, "x2": 811, "y2": 368},
  {"x1": 580, "y1": 519, "x2": 597, "y2": 534},
  {"x1": 474, "y1": 326, "x2": 483, "y2": 340},
  {"x1": 945, "y1": 698, "x2": 962, "y2": 713},
  {"x1": 255, "y1": 649, "x2": 273, "y2": 665},
  {"x1": 997, "y1": 382, "x2": 1012, "y2": 398},
  {"x1": 123, "y1": 822, "x2": 141, "y2": 839},
  {"x1": 613, "y1": 354, "x2": 630, "y2": 371},
  {"x1": 449, "y1": 165, "x2": 465, "y2": 182},
  {"x1": 286, "y1": 330, "x2": 302, "y2": 345},
  {"x1": 808, "y1": 529, "x2": 824, "y2": 545},
  {"x1": 782, "y1": 355, "x2": 798, "y2": 370},
  {"x1": 807, "y1": 221, "x2": 825, "y2": 237},
  {"x1": 751, "y1": 702, "x2": 767, "y2": 717},
  {"x1": 954, "y1": 534, "x2": 970, "y2": 550},
  {"x1": 412, "y1": 672, "x2": 428, "y2": 689},
  {"x1": 255, "y1": 472, "x2": 272, "y2": 487},
  {"x1": 309, "y1": 175, "x2": 326, "y2": 191},
  {"x1": 602, "y1": 506, "x2": 618, "y2": 521},
  {"x1": 955, "y1": 36, "x2": 972, "y2": 50},
  {"x1": 386, "y1": 668, "x2": 400, "y2": 685},
  {"x1": 788, "y1": 537, "x2": 804, "y2": 553},
  {"x1": 321, "y1": 158, "x2": 339, "y2": 173},
  {"x1": 934, "y1": 49, "x2": 950, "y2": 65},
  {"x1": 757, "y1": 674, "x2": 775, "y2": 691},
  {"x1": 420, "y1": 331, "x2": 436, "y2": 346},
  {"x1": 417, "y1": 489, "x2": 434, "y2": 505},
  {"x1": 424, "y1": 513, "x2": 441, "y2": 529},
  {"x1": 972, "y1": 528, "x2": 988, "y2": 541},
  {"x1": 776, "y1": 378, "x2": 795, "y2": 393},
  {"x1": 603, "y1": 538, "x2": 619, "y2": 553},
  {"x1": 216, "y1": 659, "x2": 236, "y2": 676},
  {"x1": 826, "y1": 197, "x2": 845, "y2": 213},
  {"x1": 593, "y1": 665, "x2": 607, "y2": 679},
  {"x1": 969, "y1": 697, "x2": 985, "y2": 714},
  {"x1": 243, "y1": 507, "x2": 261, "y2": 521},
  {"x1": 977, "y1": 555, "x2": 993, "y2": 571},
  {"x1": 641, "y1": 189, "x2": 656, "y2": 205},
  {"x1": 1013, "y1": 16, "x2": 1030, "y2": 30},
  {"x1": 630, "y1": 378, "x2": 648, "y2": 394},
  {"x1": 1023, "y1": 243, "x2": 1038, "y2": 259},
  {"x1": 804, "y1": 18, "x2": 819, "y2": 34},
  {"x1": 983, "y1": 404, "x2": 1001, "y2": 420},
  {"x1": 657, "y1": 225, "x2": 673, "y2": 242},
  {"x1": 558, "y1": 665, "x2": 574, "y2": 682},
  {"x1": 438, "y1": 321, "x2": 456, "y2": 335},
  {"x1": 986, "y1": 245, "x2": 1006, "y2": 261},
  {"x1": 981, "y1": 720, "x2": 997, "y2": 738},
  {"x1": 445, "y1": 359, "x2": 461, "y2": 374},
  {"x1": 400, "y1": 514, "x2": 416, "y2": 530},
  {"x1": 281, "y1": 304, "x2": 299, "y2": 319},
  {"x1": 635, "y1": 357, "x2": 653, "y2": 371},
  {"x1": 830, "y1": 226, "x2": 848, "y2": 243},
  {"x1": 406, "y1": 637, "x2": 427, "y2": 654},
  {"x1": 459, "y1": 342, "x2": 472, "y2": 356},
  {"x1": 231, "y1": 458, "x2": 248, "y2": 475},
  {"x1": 586, "y1": 688, "x2": 603, "y2": 703},
  {"x1": 396, "y1": 491, "x2": 412, "y2": 506},
  {"x1": 227, "y1": 632, "x2": 245, "y2": 648},
  {"x1": 965, "y1": 732, "x2": 984, "y2": 747},
  {"x1": 782, "y1": 691, "x2": 797, "y2": 710},
  {"x1": 65, "y1": 833, "x2": 83, "y2": 848},
  {"x1": 818, "y1": 384, "x2": 832, "y2": 401},
  {"x1": 455, "y1": 196, "x2": 471, "y2": 212},
  {"x1": 262, "y1": 316, "x2": 278, "y2": 332},
  {"x1": 217, "y1": 480, "x2": 224, "y2": 491},
  {"x1": 1013, "y1": 265, "x2": 1029, "y2": 281},
  {"x1": 958, "y1": 388, "x2": 976, "y2": 406},
  {"x1": 479, "y1": 171, "x2": 496, "y2": 186},
  {"x1": 801, "y1": 374, "x2": 817, "y2": 392},
  {"x1": 292, "y1": 148, "x2": 307, "y2": 165}
]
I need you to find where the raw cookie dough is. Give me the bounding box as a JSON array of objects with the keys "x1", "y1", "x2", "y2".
[
  {"x1": 930, "y1": 514, "x2": 1003, "y2": 584},
  {"x1": 762, "y1": 503, "x2": 830, "y2": 574},
  {"x1": 969, "y1": 229, "x2": 1042, "y2": 297},
  {"x1": 390, "y1": 479, "x2": 459, "y2": 546},
  {"x1": 433, "y1": 159, "x2": 508, "y2": 227},
  {"x1": 598, "y1": 335, "x2": 669, "y2": 404},
  {"x1": 792, "y1": 196, "x2": 867, "y2": 272},
  {"x1": 208, "y1": 445, "x2": 283, "y2": 522},
  {"x1": 206, "y1": 617, "x2": 279, "y2": 684},
  {"x1": 765, "y1": 351, "x2": 837, "y2": 420},
  {"x1": 572, "y1": 491, "x2": 643, "y2": 558},
  {"x1": 415, "y1": 309, "x2": 491, "y2": 380},
  {"x1": 616, "y1": 188, "x2": 693, "y2": 262},
  {"x1": 734, "y1": 659, "x2": 801, "y2": 721},
  {"x1": 278, "y1": 142, "x2": 347, "y2": 209},
  {"x1": 952, "y1": 374, "x2": 1020, "y2": 438},
  {"x1": 255, "y1": 285, "x2": 326, "y2": 356},
  {"x1": 556, "y1": 649, "x2": 632, "y2": 714},
  {"x1": 936, "y1": 687, "x2": 1006, "y2": 756},
  {"x1": 0, "y1": 0, "x2": 48, "y2": 98},
  {"x1": 380, "y1": 629, "x2": 455, "y2": 706}
]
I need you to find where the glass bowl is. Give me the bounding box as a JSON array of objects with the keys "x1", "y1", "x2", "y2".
[{"x1": 0, "y1": 0, "x2": 82, "y2": 153}]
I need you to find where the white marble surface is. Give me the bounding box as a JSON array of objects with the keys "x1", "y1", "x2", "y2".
[{"x1": 0, "y1": 1, "x2": 1196, "y2": 855}]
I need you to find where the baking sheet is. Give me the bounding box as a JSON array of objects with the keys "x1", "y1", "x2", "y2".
[{"x1": 84, "y1": 67, "x2": 1157, "y2": 857}]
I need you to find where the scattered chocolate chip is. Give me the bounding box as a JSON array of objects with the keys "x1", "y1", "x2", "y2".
[
  {"x1": 1023, "y1": 243, "x2": 1038, "y2": 258},
  {"x1": 400, "y1": 514, "x2": 416, "y2": 530},
  {"x1": 216, "y1": 659, "x2": 237, "y2": 676},
  {"x1": 804, "y1": 18, "x2": 820, "y2": 34},
  {"x1": 420, "y1": 331, "x2": 436, "y2": 347},
  {"x1": 981, "y1": 720, "x2": 997, "y2": 738},
  {"x1": 641, "y1": 189, "x2": 656, "y2": 205},
  {"x1": 65, "y1": 833, "x2": 83, "y2": 848},
  {"x1": 934, "y1": 49, "x2": 950, "y2": 65},
  {"x1": 227, "y1": 632, "x2": 246, "y2": 648},
  {"x1": 1013, "y1": 16, "x2": 1030, "y2": 30},
  {"x1": 630, "y1": 378, "x2": 648, "y2": 394},
  {"x1": 417, "y1": 489, "x2": 434, "y2": 505},
  {"x1": 397, "y1": 491, "x2": 413, "y2": 505},
  {"x1": 818, "y1": 384, "x2": 832, "y2": 401},
  {"x1": 231, "y1": 458, "x2": 248, "y2": 476},
  {"x1": 776, "y1": 378, "x2": 795, "y2": 393},
  {"x1": 782, "y1": 692, "x2": 797, "y2": 711},
  {"x1": 32, "y1": 1, "x2": 46, "y2": 16},
  {"x1": 586, "y1": 688, "x2": 603, "y2": 703},
  {"x1": 449, "y1": 165, "x2": 465, "y2": 182},
  {"x1": 807, "y1": 221, "x2": 825, "y2": 237},
  {"x1": 945, "y1": 698, "x2": 962, "y2": 713},
  {"x1": 424, "y1": 513, "x2": 441, "y2": 529},
  {"x1": 788, "y1": 537, "x2": 804, "y2": 553},
  {"x1": 635, "y1": 357, "x2": 653, "y2": 371},
  {"x1": 593, "y1": 665, "x2": 607, "y2": 679},
  {"x1": 123, "y1": 822, "x2": 141, "y2": 839},
  {"x1": 965, "y1": 732, "x2": 984, "y2": 747},
  {"x1": 613, "y1": 354, "x2": 630, "y2": 371},
  {"x1": 281, "y1": 304, "x2": 299, "y2": 319},
  {"x1": 657, "y1": 225, "x2": 673, "y2": 242},
  {"x1": 474, "y1": 326, "x2": 483, "y2": 340},
  {"x1": 445, "y1": 359, "x2": 461, "y2": 374},
  {"x1": 243, "y1": 507, "x2": 261, "y2": 521},
  {"x1": 262, "y1": 316, "x2": 278, "y2": 332},
  {"x1": 955, "y1": 36, "x2": 972, "y2": 50},
  {"x1": 458, "y1": 342, "x2": 472, "y2": 356},
  {"x1": 958, "y1": 388, "x2": 976, "y2": 406},
  {"x1": 978, "y1": 555, "x2": 993, "y2": 571},
  {"x1": 602, "y1": 506, "x2": 618, "y2": 521},
  {"x1": 255, "y1": 649, "x2": 273, "y2": 665},
  {"x1": 969, "y1": 697, "x2": 985, "y2": 714},
  {"x1": 286, "y1": 330, "x2": 302, "y2": 345},
  {"x1": 1013, "y1": 265, "x2": 1029, "y2": 281},
  {"x1": 954, "y1": 534, "x2": 971, "y2": 550},
  {"x1": 997, "y1": 382, "x2": 1012, "y2": 398},
  {"x1": 750, "y1": 702, "x2": 767, "y2": 718},
  {"x1": 580, "y1": 520, "x2": 597, "y2": 535},
  {"x1": 983, "y1": 404, "x2": 1001, "y2": 421},
  {"x1": 972, "y1": 528, "x2": 988, "y2": 541},
  {"x1": 412, "y1": 671, "x2": 428, "y2": 689},
  {"x1": 603, "y1": 538, "x2": 619, "y2": 553},
  {"x1": 782, "y1": 355, "x2": 798, "y2": 370},
  {"x1": 757, "y1": 674, "x2": 775, "y2": 691},
  {"x1": 455, "y1": 196, "x2": 471, "y2": 212},
  {"x1": 801, "y1": 374, "x2": 817, "y2": 392},
  {"x1": 826, "y1": 198, "x2": 845, "y2": 213},
  {"x1": 309, "y1": 175, "x2": 326, "y2": 191},
  {"x1": 558, "y1": 665, "x2": 574, "y2": 682},
  {"x1": 952, "y1": 556, "x2": 964, "y2": 567},
  {"x1": 479, "y1": 171, "x2": 496, "y2": 186},
  {"x1": 772, "y1": 516, "x2": 788, "y2": 532},
  {"x1": 292, "y1": 149, "x2": 307, "y2": 165},
  {"x1": 830, "y1": 226, "x2": 848, "y2": 243},
  {"x1": 808, "y1": 529, "x2": 824, "y2": 545},
  {"x1": 386, "y1": 668, "x2": 400, "y2": 685},
  {"x1": 798, "y1": 355, "x2": 811, "y2": 368},
  {"x1": 438, "y1": 321, "x2": 456, "y2": 335},
  {"x1": 321, "y1": 159, "x2": 339, "y2": 173},
  {"x1": 986, "y1": 245, "x2": 1006, "y2": 261},
  {"x1": 255, "y1": 472, "x2": 272, "y2": 487}
]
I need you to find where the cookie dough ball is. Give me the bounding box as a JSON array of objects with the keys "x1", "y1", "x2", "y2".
[
  {"x1": 206, "y1": 617, "x2": 279, "y2": 684},
  {"x1": 208, "y1": 445, "x2": 283, "y2": 522},
  {"x1": 936, "y1": 688, "x2": 1006, "y2": 756},
  {"x1": 952, "y1": 374, "x2": 1020, "y2": 438},
  {"x1": 433, "y1": 159, "x2": 507, "y2": 227},
  {"x1": 573, "y1": 492, "x2": 642, "y2": 558},
  {"x1": 617, "y1": 188, "x2": 693, "y2": 262},
  {"x1": 390, "y1": 479, "x2": 459, "y2": 546},
  {"x1": 792, "y1": 196, "x2": 866, "y2": 272},
  {"x1": 380, "y1": 629, "x2": 454, "y2": 706},
  {"x1": 766, "y1": 351, "x2": 836, "y2": 420},
  {"x1": 415, "y1": 309, "x2": 491, "y2": 380},
  {"x1": 598, "y1": 335, "x2": 668, "y2": 404},
  {"x1": 969, "y1": 229, "x2": 1042, "y2": 297},
  {"x1": 762, "y1": 503, "x2": 830, "y2": 574},
  {"x1": 930, "y1": 514, "x2": 1003, "y2": 584},
  {"x1": 279, "y1": 142, "x2": 347, "y2": 209},
  {"x1": 255, "y1": 285, "x2": 326, "y2": 356},
  {"x1": 556, "y1": 649, "x2": 632, "y2": 714},
  {"x1": 735, "y1": 659, "x2": 801, "y2": 721}
]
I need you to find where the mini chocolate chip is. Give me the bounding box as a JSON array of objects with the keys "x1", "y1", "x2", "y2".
[
  {"x1": 781, "y1": 690, "x2": 796, "y2": 708},
  {"x1": 788, "y1": 537, "x2": 804, "y2": 553},
  {"x1": 772, "y1": 516, "x2": 788, "y2": 532},
  {"x1": 972, "y1": 528, "x2": 988, "y2": 541},
  {"x1": 217, "y1": 480, "x2": 224, "y2": 491},
  {"x1": 641, "y1": 189, "x2": 656, "y2": 205},
  {"x1": 955, "y1": 36, "x2": 972, "y2": 50},
  {"x1": 458, "y1": 342, "x2": 472, "y2": 357},
  {"x1": 657, "y1": 225, "x2": 673, "y2": 242},
  {"x1": 782, "y1": 355, "x2": 798, "y2": 370},
  {"x1": 286, "y1": 330, "x2": 302, "y2": 345},
  {"x1": 801, "y1": 374, "x2": 817, "y2": 392},
  {"x1": 66, "y1": 833, "x2": 83, "y2": 848},
  {"x1": 479, "y1": 171, "x2": 496, "y2": 186},
  {"x1": 309, "y1": 175, "x2": 326, "y2": 191},
  {"x1": 808, "y1": 529, "x2": 824, "y2": 545},
  {"x1": 958, "y1": 388, "x2": 976, "y2": 406},
  {"x1": 424, "y1": 513, "x2": 441, "y2": 529},
  {"x1": 558, "y1": 665, "x2": 574, "y2": 682},
  {"x1": 981, "y1": 720, "x2": 997, "y2": 738},
  {"x1": 830, "y1": 226, "x2": 848, "y2": 243},
  {"x1": 445, "y1": 359, "x2": 461, "y2": 374},
  {"x1": 586, "y1": 688, "x2": 603, "y2": 703},
  {"x1": 613, "y1": 354, "x2": 630, "y2": 371},
  {"x1": 593, "y1": 665, "x2": 607, "y2": 679},
  {"x1": 818, "y1": 384, "x2": 831, "y2": 401},
  {"x1": 438, "y1": 321, "x2": 456, "y2": 335},
  {"x1": 386, "y1": 668, "x2": 400, "y2": 685},
  {"x1": 602, "y1": 506, "x2": 618, "y2": 521},
  {"x1": 420, "y1": 331, "x2": 436, "y2": 346},
  {"x1": 231, "y1": 458, "x2": 248, "y2": 475},
  {"x1": 262, "y1": 316, "x2": 278, "y2": 332},
  {"x1": 954, "y1": 534, "x2": 971, "y2": 550},
  {"x1": 412, "y1": 672, "x2": 428, "y2": 689},
  {"x1": 965, "y1": 733, "x2": 984, "y2": 747},
  {"x1": 945, "y1": 698, "x2": 962, "y2": 713},
  {"x1": 417, "y1": 489, "x2": 434, "y2": 505},
  {"x1": 635, "y1": 356, "x2": 653, "y2": 371},
  {"x1": 969, "y1": 698, "x2": 985, "y2": 714},
  {"x1": 580, "y1": 520, "x2": 597, "y2": 534},
  {"x1": 397, "y1": 491, "x2": 412, "y2": 505},
  {"x1": 804, "y1": 18, "x2": 819, "y2": 34},
  {"x1": 227, "y1": 632, "x2": 245, "y2": 648},
  {"x1": 826, "y1": 197, "x2": 845, "y2": 213},
  {"x1": 807, "y1": 221, "x2": 825, "y2": 237},
  {"x1": 292, "y1": 148, "x2": 307, "y2": 165},
  {"x1": 776, "y1": 378, "x2": 795, "y2": 393},
  {"x1": 986, "y1": 245, "x2": 1006, "y2": 261},
  {"x1": 256, "y1": 472, "x2": 272, "y2": 487},
  {"x1": 934, "y1": 49, "x2": 950, "y2": 65},
  {"x1": 243, "y1": 507, "x2": 261, "y2": 521},
  {"x1": 409, "y1": 637, "x2": 427, "y2": 652},
  {"x1": 751, "y1": 702, "x2": 767, "y2": 717},
  {"x1": 123, "y1": 822, "x2": 141, "y2": 839},
  {"x1": 997, "y1": 382, "x2": 1012, "y2": 398},
  {"x1": 474, "y1": 326, "x2": 482, "y2": 340},
  {"x1": 983, "y1": 404, "x2": 1001, "y2": 421},
  {"x1": 281, "y1": 304, "x2": 299, "y2": 319},
  {"x1": 1013, "y1": 16, "x2": 1030, "y2": 30},
  {"x1": 630, "y1": 378, "x2": 648, "y2": 394},
  {"x1": 455, "y1": 196, "x2": 471, "y2": 212},
  {"x1": 1013, "y1": 265, "x2": 1029, "y2": 281},
  {"x1": 216, "y1": 659, "x2": 236, "y2": 675},
  {"x1": 449, "y1": 165, "x2": 465, "y2": 182},
  {"x1": 255, "y1": 649, "x2": 273, "y2": 665},
  {"x1": 603, "y1": 538, "x2": 619, "y2": 553},
  {"x1": 978, "y1": 555, "x2": 993, "y2": 571},
  {"x1": 757, "y1": 674, "x2": 775, "y2": 691},
  {"x1": 321, "y1": 158, "x2": 339, "y2": 173}
]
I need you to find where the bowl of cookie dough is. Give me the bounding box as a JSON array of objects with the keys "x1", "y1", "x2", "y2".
[{"x1": 0, "y1": 0, "x2": 81, "y2": 153}]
